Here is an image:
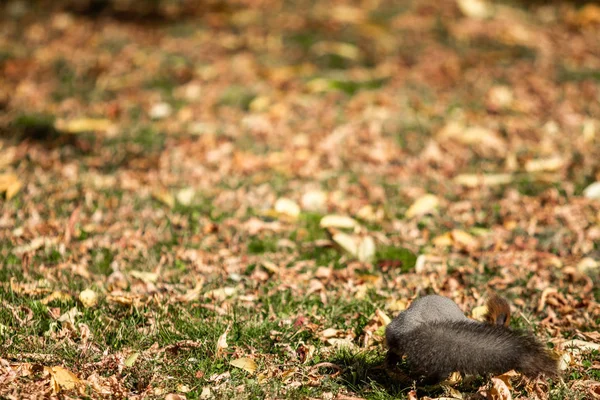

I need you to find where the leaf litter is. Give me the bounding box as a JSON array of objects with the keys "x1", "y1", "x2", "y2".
[{"x1": 1, "y1": 0, "x2": 600, "y2": 399}]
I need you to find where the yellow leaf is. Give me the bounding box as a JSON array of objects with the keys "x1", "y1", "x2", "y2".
[
  {"x1": 456, "y1": 0, "x2": 493, "y2": 19},
  {"x1": 204, "y1": 287, "x2": 237, "y2": 301},
  {"x1": 432, "y1": 232, "x2": 453, "y2": 247},
  {"x1": 451, "y1": 229, "x2": 480, "y2": 250},
  {"x1": 79, "y1": 289, "x2": 98, "y2": 308},
  {"x1": 274, "y1": 198, "x2": 300, "y2": 219},
  {"x1": 405, "y1": 194, "x2": 439, "y2": 218},
  {"x1": 125, "y1": 352, "x2": 140, "y2": 367},
  {"x1": 55, "y1": 118, "x2": 112, "y2": 134},
  {"x1": 320, "y1": 215, "x2": 358, "y2": 229},
  {"x1": 357, "y1": 236, "x2": 376, "y2": 262},
  {"x1": 332, "y1": 232, "x2": 358, "y2": 257},
  {"x1": 44, "y1": 366, "x2": 81, "y2": 393},
  {"x1": 41, "y1": 291, "x2": 72, "y2": 305},
  {"x1": 454, "y1": 173, "x2": 513, "y2": 187},
  {"x1": 331, "y1": 5, "x2": 366, "y2": 24},
  {"x1": 0, "y1": 173, "x2": 22, "y2": 199},
  {"x1": 130, "y1": 270, "x2": 158, "y2": 283},
  {"x1": 525, "y1": 156, "x2": 565, "y2": 172},
  {"x1": 230, "y1": 357, "x2": 258, "y2": 374},
  {"x1": 152, "y1": 188, "x2": 175, "y2": 208}
]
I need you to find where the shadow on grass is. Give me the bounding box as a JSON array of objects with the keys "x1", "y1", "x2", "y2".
[
  {"x1": 327, "y1": 348, "x2": 490, "y2": 400},
  {"x1": 327, "y1": 348, "x2": 415, "y2": 399}
]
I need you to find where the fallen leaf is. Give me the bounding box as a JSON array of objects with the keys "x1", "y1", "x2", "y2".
[
  {"x1": 44, "y1": 366, "x2": 81, "y2": 393},
  {"x1": 332, "y1": 232, "x2": 358, "y2": 257},
  {"x1": 79, "y1": 289, "x2": 98, "y2": 308},
  {"x1": 124, "y1": 352, "x2": 139, "y2": 367},
  {"x1": 405, "y1": 194, "x2": 439, "y2": 218},
  {"x1": 41, "y1": 291, "x2": 72, "y2": 305},
  {"x1": 489, "y1": 377, "x2": 512, "y2": 400},
  {"x1": 165, "y1": 394, "x2": 186, "y2": 400},
  {"x1": 301, "y1": 190, "x2": 327, "y2": 212},
  {"x1": 152, "y1": 188, "x2": 175, "y2": 208},
  {"x1": 200, "y1": 387, "x2": 212, "y2": 399},
  {"x1": 55, "y1": 118, "x2": 112, "y2": 133},
  {"x1": 57, "y1": 307, "x2": 81, "y2": 324},
  {"x1": 176, "y1": 187, "x2": 196, "y2": 206},
  {"x1": 320, "y1": 215, "x2": 358, "y2": 229},
  {"x1": 216, "y1": 326, "x2": 230, "y2": 358},
  {"x1": 454, "y1": 173, "x2": 513, "y2": 187},
  {"x1": 0, "y1": 173, "x2": 22, "y2": 199},
  {"x1": 274, "y1": 197, "x2": 300, "y2": 219},
  {"x1": 357, "y1": 236, "x2": 376, "y2": 262},
  {"x1": 525, "y1": 156, "x2": 565, "y2": 172},
  {"x1": 204, "y1": 287, "x2": 237, "y2": 301},
  {"x1": 577, "y1": 258, "x2": 599, "y2": 276},
  {"x1": 451, "y1": 229, "x2": 480, "y2": 251},
  {"x1": 583, "y1": 182, "x2": 600, "y2": 199},
  {"x1": 457, "y1": 0, "x2": 493, "y2": 19},
  {"x1": 129, "y1": 270, "x2": 158, "y2": 283},
  {"x1": 230, "y1": 357, "x2": 258, "y2": 374}
]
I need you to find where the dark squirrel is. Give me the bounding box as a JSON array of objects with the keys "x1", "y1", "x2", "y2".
[{"x1": 385, "y1": 294, "x2": 558, "y2": 384}]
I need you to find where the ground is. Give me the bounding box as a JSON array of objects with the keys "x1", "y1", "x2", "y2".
[{"x1": 1, "y1": 0, "x2": 600, "y2": 399}]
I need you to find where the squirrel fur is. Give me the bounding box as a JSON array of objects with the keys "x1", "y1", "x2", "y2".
[{"x1": 385, "y1": 294, "x2": 558, "y2": 384}]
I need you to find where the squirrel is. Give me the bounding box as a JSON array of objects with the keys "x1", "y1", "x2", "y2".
[{"x1": 385, "y1": 294, "x2": 558, "y2": 384}]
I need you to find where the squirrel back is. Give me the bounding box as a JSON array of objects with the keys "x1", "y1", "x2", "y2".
[{"x1": 385, "y1": 294, "x2": 558, "y2": 383}]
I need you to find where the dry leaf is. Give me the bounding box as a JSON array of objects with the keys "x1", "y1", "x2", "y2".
[
  {"x1": 274, "y1": 198, "x2": 300, "y2": 219},
  {"x1": 432, "y1": 232, "x2": 453, "y2": 247},
  {"x1": 583, "y1": 182, "x2": 600, "y2": 199},
  {"x1": 405, "y1": 194, "x2": 439, "y2": 218},
  {"x1": 454, "y1": 173, "x2": 513, "y2": 187},
  {"x1": 331, "y1": 5, "x2": 366, "y2": 23},
  {"x1": 451, "y1": 229, "x2": 480, "y2": 251},
  {"x1": 44, "y1": 366, "x2": 81, "y2": 393},
  {"x1": 375, "y1": 309, "x2": 391, "y2": 326},
  {"x1": 457, "y1": 0, "x2": 493, "y2": 19},
  {"x1": 41, "y1": 291, "x2": 72, "y2": 305},
  {"x1": 200, "y1": 387, "x2": 212, "y2": 399},
  {"x1": 230, "y1": 357, "x2": 258, "y2": 374},
  {"x1": 204, "y1": 287, "x2": 237, "y2": 301},
  {"x1": 301, "y1": 190, "x2": 327, "y2": 212},
  {"x1": 320, "y1": 215, "x2": 358, "y2": 229},
  {"x1": 176, "y1": 187, "x2": 196, "y2": 206},
  {"x1": 320, "y1": 328, "x2": 341, "y2": 338},
  {"x1": 216, "y1": 326, "x2": 230, "y2": 358},
  {"x1": 124, "y1": 352, "x2": 139, "y2": 367},
  {"x1": 55, "y1": 118, "x2": 112, "y2": 133},
  {"x1": 0, "y1": 173, "x2": 22, "y2": 200},
  {"x1": 356, "y1": 205, "x2": 384, "y2": 223},
  {"x1": 357, "y1": 236, "x2": 376, "y2": 262},
  {"x1": 129, "y1": 270, "x2": 158, "y2": 283},
  {"x1": 332, "y1": 232, "x2": 358, "y2": 257},
  {"x1": 525, "y1": 156, "x2": 565, "y2": 173},
  {"x1": 489, "y1": 376, "x2": 512, "y2": 400},
  {"x1": 79, "y1": 289, "x2": 98, "y2": 308},
  {"x1": 179, "y1": 282, "x2": 204, "y2": 302},
  {"x1": 487, "y1": 85, "x2": 514, "y2": 111},
  {"x1": 165, "y1": 394, "x2": 186, "y2": 400},
  {"x1": 577, "y1": 258, "x2": 599, "y2": 276},
  {"x1": 58, "y1": 307, "x2": 82, "y2": 325},
  {"x1": 152, "y1": 188, "x2": 175, "y2": 208}
]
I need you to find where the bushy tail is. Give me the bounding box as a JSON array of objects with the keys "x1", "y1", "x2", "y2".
[{"x1": 388, "y1": 320, "x2": 558, "y2": 382}]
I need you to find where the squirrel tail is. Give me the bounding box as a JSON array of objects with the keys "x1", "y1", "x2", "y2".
[
  {"x1": 485, "y1": 294, "x2": 511, "y2": 327},
  {"x1": 390, "y1": 320, "x2": 558, "y2": 383}
]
